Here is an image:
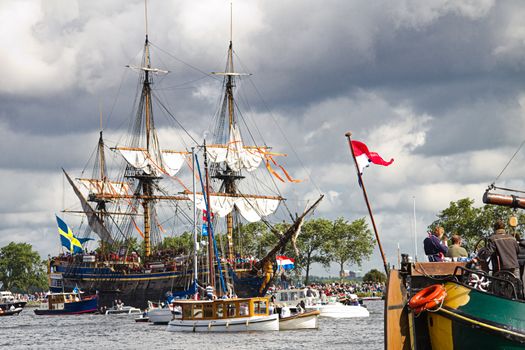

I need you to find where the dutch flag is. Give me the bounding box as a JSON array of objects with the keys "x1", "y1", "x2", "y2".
[{"x1": 276, "y1": 255, "x2": 295, "y2": 271}]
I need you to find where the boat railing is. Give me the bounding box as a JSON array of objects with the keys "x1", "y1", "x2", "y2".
[{"x1": 453, "y1": 266, "x2": 523, "y2": 300}]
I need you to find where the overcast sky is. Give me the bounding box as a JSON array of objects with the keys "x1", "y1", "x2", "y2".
[{"x1": 2, "y1": 0, "x2": 525, "y2": 277}]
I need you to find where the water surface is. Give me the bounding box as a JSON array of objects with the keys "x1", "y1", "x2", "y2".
[{"x1": 1, "y1": 301, "x2": 384, "y2": 349}]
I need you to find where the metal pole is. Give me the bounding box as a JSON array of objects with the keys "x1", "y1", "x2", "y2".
[
  {"x1": 192, "y1": 147, "x2": 198, "y2": 300},
  {"x1": 345, "y1": 132, "x2": 389, "y2": 274},
  {"x1": 203, "y1": 141, "x2": 216, "y2": 294},
  {"x1": 413, "y1": 196, "x2": 418, "y2": 262}
]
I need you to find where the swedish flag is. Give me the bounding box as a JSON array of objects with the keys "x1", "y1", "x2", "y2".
[{"x1": 56, "y1": 216, "x2": 91, "y2": 254}]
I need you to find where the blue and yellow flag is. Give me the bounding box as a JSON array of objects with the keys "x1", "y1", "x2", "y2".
[{"x1": 56, "y1": 216, "x2": 92, "y2": 254}]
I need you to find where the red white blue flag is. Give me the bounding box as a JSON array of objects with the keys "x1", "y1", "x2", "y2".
[
  {"x1": 351, "y1": 140, "x2": 394, "y2": 175},
  {"x1": 276, "y1": 255, "x2": 295, "y2": 271}
]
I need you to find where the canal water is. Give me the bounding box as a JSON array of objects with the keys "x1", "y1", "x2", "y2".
[{"x1": 0, "y1": 301, "x2": 384, "y2": 349}]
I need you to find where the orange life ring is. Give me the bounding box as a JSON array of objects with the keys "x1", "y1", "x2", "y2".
[{"x1": 408, "y1": 284, "x2": 446, "y2": 313}]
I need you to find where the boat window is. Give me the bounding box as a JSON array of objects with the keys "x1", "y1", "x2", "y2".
[
  {"x1": 254, "y1": 301, "x2": 267, "y2": 315},
  {"x1": 193, "y1": 304, "x2": 203, "y2": 319},
  {"x1": 290, "y1": 292, "x2": 297, "y2": 300},
  {"x1": 281, "y1": 293, "x2": 288, "y2": 301},
  {"x1": 204, "y1": 304, "x2": 213, "y2": 318},
  {"x1": 239, "y1": 302, "x2": 249, "y2": 316},
  {"x1": 227, "y1": 303, "x2": 236, "y2": 318},
  {"x1": 182, "y1": 305, "x2": 192, "y2": 319},
  {"x1": 215, "y1": 303, "x2": 224, "y2": 318},
  {"x1": 299, "y1": 291, "x2": 305, "y2": 298}
]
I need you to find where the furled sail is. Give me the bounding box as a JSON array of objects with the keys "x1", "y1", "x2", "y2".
[
  {"x1": 116, "y1": 148, "x2": 185, "y2": 176},
  {"x1": 207, "y1": 124, "x2": 266, "y2": 172},
  {"x1": 188, "y1": 193, "x2": 280, "y2": 223},
  {"x1": 63, "y1": 170, "x2": 114, "y2": 244},
  {"x1": 78, "y1": 179, "x2": 130, "y2": 196}
]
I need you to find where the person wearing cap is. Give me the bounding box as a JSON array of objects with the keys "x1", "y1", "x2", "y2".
[{"x1": 485, "y1": 219, "x2": 520, "y2": 277}]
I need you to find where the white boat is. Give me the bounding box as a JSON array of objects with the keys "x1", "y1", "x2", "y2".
[
  {"x1": 279, "y1": 310, "x2": 320, "y2": 330},
  {"x1": 306, "y1": 302, "x2": 369, "y2": 318},
  {"x1": 273, "y1": 288, "x2": 369, "y2": 319},
  {"x1": 148, "y1": 305, "x2": 182, "y2": 325},
  {"x1": 105, "y1": 305, "x2": 142, "y2": 315},
  {"x1": 166, "y1": 297, "x2": 279, "y2": 332}
]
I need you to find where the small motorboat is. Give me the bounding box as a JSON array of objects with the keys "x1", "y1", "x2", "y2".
[
  {"x1": 0, "y1": 291, "x2": 26, "y2": 316},
  {"x1": 306, "y1": 302, "x2": 369, "y2": 318},
  {"x1": 34, "y1": 291, "x2": 98, "y2": 315},
  {"x1": 279, "y1": 309, "x2": 320, "y2": 330},
  {"x1": 105, "y1": 306, "x2": 142, "y2": 315},
  {"x1": 148, "y1": 305, "x2": 182, "y2": 325},
  {"x1": 273, "y1": 288, "x2": 369, "y2": 319},
  {"x1": 166, "y1": 297, "x2": 279, "y2": 332},
  {"x1": 135, "y1": 313, "x2": 150, "y2": 323}
]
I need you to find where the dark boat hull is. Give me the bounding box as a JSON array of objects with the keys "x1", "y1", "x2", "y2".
[
  {"x1": 0, "y1": 301, "x2": 26, "y2": 314},
  {"x1": 385, "y1": 263, "x2": 525, "y2": 349},
  {"x1": 51, "y1": 264, "x2": 264, "y2": 309},
  {"x1": 427, "y1": 282, "x2": 525, "y2": 349},
  {"x1": 34, "y1": 296, "x2": 98, "y2": 315}
]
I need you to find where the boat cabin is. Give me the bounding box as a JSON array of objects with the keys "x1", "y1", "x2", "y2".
[
  {"x1": 0, "y1": 291, "x2": 16, "y2": 303},
  {"x1": 40, "y1": 292, "x2": 81, "y2": 311},
  {"x1": 174, "y1": 297, "x2": 270, "y2": 321},
  {"x1": 273, "y1": 289, "x2": 319, "y2": 308}
]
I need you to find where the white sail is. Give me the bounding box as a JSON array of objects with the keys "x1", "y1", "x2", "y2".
[
  {"x1": 117, "y1": 148, "x2": 185, "y2": 176},
  {"x1": 188, "y1": 194, "x2": 280, "y2": 223},
  {"x1": 234, "y1": 197, "x2": 280, "y2": 223},
  {"x1": 161, "y1": 151, "x2": 186, "y2": 176},
  {"x1": 207, "y1": 124, "x2": 265, "y2": 172},
  {"x1": 118, "y1": 149, "x2": 154, "y2": 174}
]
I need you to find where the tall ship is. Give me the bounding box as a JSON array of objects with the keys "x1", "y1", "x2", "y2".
[{"x1": 50, "y1": 6, "x2": 322, "y2": 309}]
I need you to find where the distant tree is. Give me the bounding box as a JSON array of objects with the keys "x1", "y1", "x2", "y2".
[
  {"x1": 326, "y1": 217, "x2": 375, "y2": 281},
  {"x1": 295, "y1": 218, "x2": 333, "y2": 285},
  {"x1": 0, "y1": 242, "x2": 47, "y2": 293},
  {"x1": 235, "y1": 222, "x2": 277, "y2": 258},
  {"x1": 161, "y1": 232, "x2": 194, "y2": 255},
  {"x1": 428, "y1": 198, "x2": 525, "y2": 252},
  {"x1": 363, "y1": 269, "x2": 387, "y2": 283}
]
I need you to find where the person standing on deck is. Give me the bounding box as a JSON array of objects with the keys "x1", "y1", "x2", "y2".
[
  {"x1": 424, "y1": 226, "x2": 448, "y2": 262},
  {"x1": 446, "y1": 235, "x2": 468, "y2": 259},
  {"x1": 485, "y1": 219, "x2": 520, "y2": 277}
]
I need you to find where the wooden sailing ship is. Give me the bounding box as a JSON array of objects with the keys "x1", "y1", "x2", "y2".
[{"x1": 49, "y1": 5, "x2": 322, "y2": 309}]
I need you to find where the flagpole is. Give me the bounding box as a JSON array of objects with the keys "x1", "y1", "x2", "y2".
[{"x1": 345, "y1": 132, "x2": 389, "y2": 274}]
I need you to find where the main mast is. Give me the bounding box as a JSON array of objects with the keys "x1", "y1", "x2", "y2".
[{"x1": 212, "y1": 8, "x2": 245, "y2": 261}]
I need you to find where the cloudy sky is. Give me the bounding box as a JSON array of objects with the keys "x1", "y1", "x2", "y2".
[{"x1": 2, "y1": 0, "x2": 525, "y2": 276}]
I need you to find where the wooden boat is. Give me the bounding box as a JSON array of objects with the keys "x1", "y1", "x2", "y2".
[
  {"x1": 50, "y1": 3, "x2": 322, "y2": 310},
  {"x1": 166, "y1": 297, "x2": 279, "y2": 332},
  {"x1": 0, "y1": 291, "x2": 26, "y2": 316},
  {"x1": 34, "y1": 292, "x2": 98, "y2": 315},
  {"x1": 343, "y1": 133, "x2": 525, "y2": 348},
  {"x1": 385, "y1": 260, "x2": 525, "y2": 349},
  {"x1": 279, "y1": 310, "x2": 320, "y2": 330}
]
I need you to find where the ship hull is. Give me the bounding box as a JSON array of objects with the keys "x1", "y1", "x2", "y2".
[
  {"x1": 51, "y1": 264, "x2": 264, "y2": 309},
  {"x1": 427, "y1": 282, "x2": 525, "y2": 349}
]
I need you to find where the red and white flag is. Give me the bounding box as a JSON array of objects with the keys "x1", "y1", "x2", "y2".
[{"x1": 351, "y1": 140, "x2": 394, "y2": 174}]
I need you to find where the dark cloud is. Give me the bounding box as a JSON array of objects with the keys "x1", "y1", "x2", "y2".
[{"x1": 3, "y1": 0, "x2": 525, "y2": 274}]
